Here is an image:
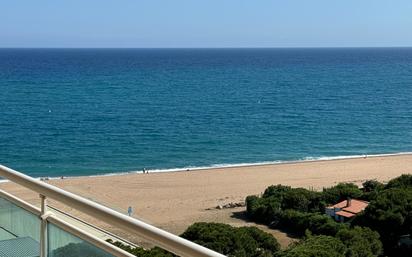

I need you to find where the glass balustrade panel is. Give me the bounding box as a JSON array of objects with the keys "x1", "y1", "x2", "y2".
[
  {"x1": 0, "y1": 196, "x2": 41, "y2": 257},
  {"x1": 48, "y1": 223, "x2": 116, "y2": 257}
]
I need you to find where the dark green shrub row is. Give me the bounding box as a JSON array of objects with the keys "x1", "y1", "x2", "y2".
[
  {"x1": 274, "y1": 210, "x2": 347, "y2": 236},
  {"x1": 181, "y1": 222, "x2": 280, "y2": 257},
  {"x1": 52, "y1": 175, "x2": 412, "y2": 257},
  {"x1": 246, "y1": 183, "x2": 365, "y2": 224},
  {"x1": 247, "y1": 174, "x2": 412, "y2": 257},
  {"x1": 279, "y1": 227, "x2": 382, "y2": 257}
]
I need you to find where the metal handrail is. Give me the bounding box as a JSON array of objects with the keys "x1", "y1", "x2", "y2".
[
  {"x1": 0, "y1": 189, "x2": 135, "y2": 257},
  {"x1": 0, "y1": 165, "x2": 225, "y2": 257},
  {"x1": 47, "y1": 204, "x2": 140, "y2": 248}
]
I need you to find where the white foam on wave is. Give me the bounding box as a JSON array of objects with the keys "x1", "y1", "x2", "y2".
[
  {"x1": 94, "y1": 151, "x2": 412, "y2": 177},
  {"x1": 302, "y1": 151, "x2": 412, "y2": 161},
  {"x1": 3, "y1": 151, "x2": 410, "y2": 182}
]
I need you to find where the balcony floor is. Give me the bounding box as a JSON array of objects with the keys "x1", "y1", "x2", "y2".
[
  {"x1": 0, "y1": 236, "x2": 39, "y2": 257},
  {"x1": 0, "y1": 227, "x2": 16, "y2": 241}
]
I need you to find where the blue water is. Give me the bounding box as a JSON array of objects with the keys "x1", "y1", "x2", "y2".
[{"x1": 1, "y1": 48, "x2": 412, "y2": 177}]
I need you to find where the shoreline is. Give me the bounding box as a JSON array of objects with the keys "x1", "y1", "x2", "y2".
[
  {"x1": 137, "y1": 151, "x2": 412, "y2": 174},
  {"x1": 5, "y1": 151, "x2": 411, "y2": 182}
]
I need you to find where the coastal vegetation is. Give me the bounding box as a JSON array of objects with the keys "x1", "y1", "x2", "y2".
[
  {"x1": 56, "y1": 175, "x2": 411, "y2": 257},
  {"x1": 181, "y1": 223, "x2": 280, "y2": 257},
  {"x1": 245, "y1": 174, "x2": 412, "y2": 256},
  {"x1": 104, "y1": 222, "x2": 382, "y2": 257}
]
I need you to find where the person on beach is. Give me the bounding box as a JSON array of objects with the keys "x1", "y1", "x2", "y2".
[{"x1": 143, "y1": 168, "x2": 146, "y2": 174}]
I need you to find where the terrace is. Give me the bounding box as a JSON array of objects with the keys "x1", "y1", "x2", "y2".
[{"x1": 0, "y1": 164, "x2": 225, "y2": 257}]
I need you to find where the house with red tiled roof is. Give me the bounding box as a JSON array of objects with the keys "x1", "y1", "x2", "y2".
[{"x1": 325, "y1": 198, "x2": 369, "y2": 222}]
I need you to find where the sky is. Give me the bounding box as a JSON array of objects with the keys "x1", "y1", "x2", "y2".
[{"x1": 1, "y1": 0, "x2": 412, "y2": 48}]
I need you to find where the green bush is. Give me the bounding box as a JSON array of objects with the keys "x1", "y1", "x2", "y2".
[
  {"x1": 246, "y1": 185, "x2": 324, "y2": 224},
  {"x1": 305, "y1": 213, "x2": 347, "y2": 236},
  {"x1": 275, "y1": 210, "x2": 347, "y2": 236},
  {"x1": 385, "y1": 174, "x2": 412, "y2": 189},
  {"x1": 246, "y1": 195, "x2": 282, "y2": 223},
  {"x1": 277, "y1": 228, "x2": 382, "y2": 257},
  {"x1": 278, "y1": 235, "x2": 347, "y2": 257},
  {"x1": 336, "y1": 226, "x2": 383, "y2": 257},
  {"x1": 281, "y1": 188, "x2": 323, "y2": 212},
  {"x1": 180, "y1": 222, "x2": 280, "y2": 257},
  {"x1": 361, "y1": 180, "x2": 385, "y2": 201},
  {"x1": 322, "y1": 183, "x2": 362, "y2": 204},
  {"x1": 353, "y1": 187, "x2": 412, "y2": 254},
  {"x1": 362, "y1": 180, "x2": 384, "y2": 192},
  {"x1": 262, "y1": 185, "x2": 292, "y2": 198}
]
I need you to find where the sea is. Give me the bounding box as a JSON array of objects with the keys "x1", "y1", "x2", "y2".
[{"x1": 0, "y1": 48, "x2": 411, "y2": 178}]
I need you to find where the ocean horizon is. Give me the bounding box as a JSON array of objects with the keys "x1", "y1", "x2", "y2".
[{"x1": 1, "y1": 48, "x2": 412, "y2": 177}]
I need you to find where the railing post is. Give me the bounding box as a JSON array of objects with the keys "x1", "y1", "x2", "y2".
[{"x1": 40, "y1": 194, "x2": 48, "y2": 257}]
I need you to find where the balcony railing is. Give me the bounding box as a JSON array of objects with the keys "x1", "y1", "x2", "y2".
[{"x1": 0, "y1": 164, "x2": 226, "y2": 257}]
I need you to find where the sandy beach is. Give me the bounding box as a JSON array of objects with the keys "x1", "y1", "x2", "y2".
[{"x1": 1, "y1": 154, "x2": 411, "y2": 247}]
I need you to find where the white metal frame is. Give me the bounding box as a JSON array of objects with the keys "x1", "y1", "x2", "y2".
[
  {"x1": 0, "y1": 189, "x2": 135, "y2": 257},
  {"x1": 47, "y1": 204, "x2": 140, "y2": 248},
  {"x1": 0, "y1": 165, "x2": 226, "y2": 257}
]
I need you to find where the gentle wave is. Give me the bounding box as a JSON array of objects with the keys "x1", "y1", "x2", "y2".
[
  {"x1": 302, "y1": 152, "x2": 412, "y2": 161},
  {"x1": 144, "y1": 151, "x2": 412, "y2": 174},
  {"x1": 26, "y1": 151, "x2": 411, "y2": 181}
]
